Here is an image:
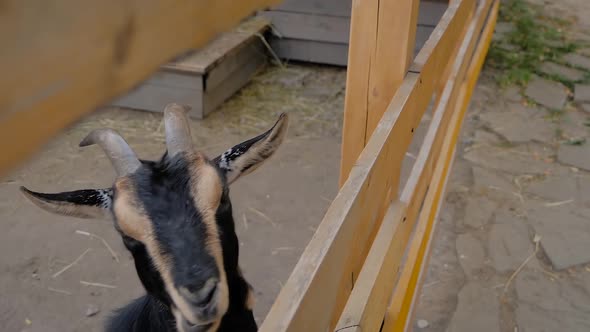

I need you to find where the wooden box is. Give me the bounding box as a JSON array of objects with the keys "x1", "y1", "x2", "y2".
[{"x1": 111, "y1": 18, "x2": 270, "y2": 119}]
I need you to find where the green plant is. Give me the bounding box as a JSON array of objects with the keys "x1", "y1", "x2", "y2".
[{"x1": 485, "y1": 0, "x2": 578, "y2": 87}]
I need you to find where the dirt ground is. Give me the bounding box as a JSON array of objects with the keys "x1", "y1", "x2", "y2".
[{"x1": 0, "y1": 65, "x2": 346, "y2": 332}]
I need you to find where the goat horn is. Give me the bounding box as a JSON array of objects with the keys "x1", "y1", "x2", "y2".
[
  {"x1": 79, "y1": 129, "x2": 141, "y2": 176},
  {"x1": 164, "y1": 103, "x2": 194, "y2": 157}
]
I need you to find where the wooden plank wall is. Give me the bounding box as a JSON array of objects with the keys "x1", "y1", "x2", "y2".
[
  {"x1": 260, "y1": 0, "x2": 448, "y2": 66},
  {"x1": 0, "y1": 0, "x2": 279, "y2": 177}
]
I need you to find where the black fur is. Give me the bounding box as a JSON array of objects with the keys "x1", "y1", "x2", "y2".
[
  {"x1": 106, "y1": 295, "x2": 175, "y2": 332},
  {"x1": 106, "y1": 153, "x2": 257, "y2": 332},
  {"x1": 132, "y1": 154, "x2": 219, "y2": 296},
  {"x1": 23, "y1": 115, "x2": 288, "y2": 332}
]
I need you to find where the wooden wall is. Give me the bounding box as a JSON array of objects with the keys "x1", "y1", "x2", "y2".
[
  {"x1": 0, "y1": 0, "x2": 279, "y2": 177},
  {"x1": 260, "y1": 0, "x2": 448, "y2": 66}
]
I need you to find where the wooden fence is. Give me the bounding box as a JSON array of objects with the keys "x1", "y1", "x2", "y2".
[
  {"x1": 1, "y1": 0, "x2": 498, "y2": 331},
  {"x1": 260, "y1": 0, "x2": 499, "y2": 331}
]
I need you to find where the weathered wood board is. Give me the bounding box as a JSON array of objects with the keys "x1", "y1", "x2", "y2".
[
  {"x1": 270, "y1": 39, "x2": 349, "y2": 66},
  {"x1": 268, "y1": 0, "x2": 448, "y2": 20},
  {"x1": 0, "y1": 0, "x2": 279, "y2": 177},
  {"x1": 111, "y1": 17, "x2": 269, "y2": 119},
  {"x1": 267, "y1": 25, "x2": 434, "y2": 66},
  {"x1": 260, "y1": 0, "x2": 447, "y2": 66},
  {"x1": 270, "y1": 0, "x2": 352, "y2": 17}
]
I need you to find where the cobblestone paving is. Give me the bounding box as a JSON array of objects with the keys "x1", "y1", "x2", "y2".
[{"x1": 415, "y1": 0, "x2": 590, "y2": 330}]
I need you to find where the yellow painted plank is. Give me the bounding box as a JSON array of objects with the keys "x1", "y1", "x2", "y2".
[
  {"x1": 385, "y1": 79, "x2": 465, "y2": 332},
  {"x1": 433, "y1": 3, "x2": 473, "y2": 109},
  {"x1": 462, "y1": 2, "x2": 499, "y2": 111},
  {"x1": 383, "y1": 1, "x2": 499, "y2": 331},
  {"x1": 260, "y1": 2, "x2": 475, "y2": 331},
  {"x1": 0, "y1": 0, "x2": 278, "y2": 177},
  {"x1": 401, "y1": 0, "x2": 493, "y2": 204}
]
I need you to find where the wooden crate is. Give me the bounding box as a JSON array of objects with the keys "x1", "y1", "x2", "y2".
[
  {"x1": 111, "y1": 17, "x2": 270, "y2": 119},
  {"x1": 259, "y1": 0, "x2": 448, "y2": 66}
]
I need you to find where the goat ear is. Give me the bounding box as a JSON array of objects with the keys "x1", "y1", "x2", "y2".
[
  {"x1": 214, "y1": 113, "x2": 289, "y2": 184},
  {"x1": 19, "y1": 186, "x2": 113, "y2": 219}
]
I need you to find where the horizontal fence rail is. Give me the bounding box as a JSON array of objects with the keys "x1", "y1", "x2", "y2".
[
  {"x1": 0, "y1": 0, "x2": 278, "y2": 177},
  {"x1": 384, "y1": 1, "x2": 499, "y2": 331},
  {"x1": 261, "y1": 0, "x2": 499, "y2": 331}
]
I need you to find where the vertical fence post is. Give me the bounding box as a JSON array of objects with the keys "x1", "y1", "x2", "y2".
[
  {"x1": 331, "y1": 0, "x2": 420, "y2": 328},
  {"x1": 339, "y1": 0, "x2": 420, "y2": 187}
]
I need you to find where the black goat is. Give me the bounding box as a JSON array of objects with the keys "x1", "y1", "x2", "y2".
[{"x1": 21, "y1": 104, "x2": 289, "y2": 332}]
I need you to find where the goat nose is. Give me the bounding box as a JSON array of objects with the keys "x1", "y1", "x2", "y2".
[{"x1": 181, "y1": 278, "x2": 219, "y2": 307}]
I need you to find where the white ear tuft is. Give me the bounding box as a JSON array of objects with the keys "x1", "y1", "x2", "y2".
[
  {"x1": 20, "y1": 186, "x2": 113, "y2": 220},
  {"x1": 215, "y1": 113, "x2": 289, "y2": 184}
]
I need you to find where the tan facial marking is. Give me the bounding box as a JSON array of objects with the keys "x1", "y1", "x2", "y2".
[
  {"x1": 113, "y1": 156, "x2": 229, "y2": 326},
  {"x1": 113, "y1": 179, "x2": 172, "y2": 277},
  {"x1": 113, "y1": 178, "x2": 151, "y2": 241},
  {"x1": 187, "y1": 152, "x2": 229, "y2": 320},
  {"x1": 237, "y1": 267, "x2": 256, "y2": 310},
  {"x1": 189, "y1": 153, "x2": 223, "y2": 212},
  {"x1": 246, "y1": 287, "x2": 256, "y2": 310},
  {"x1": 113, "y1": 177, "x2": 201, "y2": 324}
]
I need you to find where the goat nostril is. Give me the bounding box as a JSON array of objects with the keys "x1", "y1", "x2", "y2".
[
  {"x1": 184, "y1": 284, "x2": 200, "y2": 295},
  {"x1": 198, "y1": 282, "x2": 217, "y2": 306},
  {"x1": 181, "y1": 278, "x2": 219, "y2": 307}
]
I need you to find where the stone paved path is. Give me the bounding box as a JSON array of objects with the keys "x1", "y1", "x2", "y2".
[{"x1": 414, "y1": 0, "x2": 590, "y2": 331}]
